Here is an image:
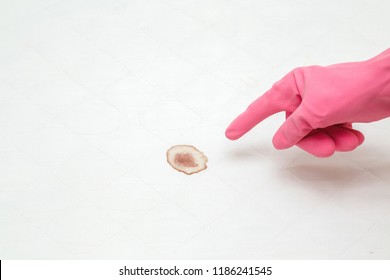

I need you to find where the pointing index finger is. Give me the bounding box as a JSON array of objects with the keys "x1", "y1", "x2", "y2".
[{"x1": 225, "y1": 71, "x2": 300, "y2": 140}]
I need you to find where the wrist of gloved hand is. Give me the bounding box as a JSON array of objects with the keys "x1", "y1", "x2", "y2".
[
  {"x1": 360, "y1": 48, "x2": 390, "y2": 120},
  {"x1": 373, "y1": 49, "x2": 390, "y2": 101}
]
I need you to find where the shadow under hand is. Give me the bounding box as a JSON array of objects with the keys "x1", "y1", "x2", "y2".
[
  {"x1": 286, "y1": 145, "x2": 390, "y2": 188},
  {"x1": 287, "y1": 163, "x2": 362, "y2": 183}
]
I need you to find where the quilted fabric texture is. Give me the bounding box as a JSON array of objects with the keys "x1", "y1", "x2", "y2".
[{"x1": 0, "y1": 0, "x2": 389, "y2": 259}]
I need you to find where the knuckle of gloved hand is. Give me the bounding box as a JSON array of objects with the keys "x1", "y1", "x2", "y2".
[
  {"x1": 302, "y1": 103, "x2": 329, "y2": 129},
  {"x1": 291, "y1": 67, "x2": 307, "y2": 93},
  {"x1": 291, "y1": 66, "x2": 304, "y2": 73}
]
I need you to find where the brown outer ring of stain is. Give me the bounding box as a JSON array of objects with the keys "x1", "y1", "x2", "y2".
[{"x1": 166, "y1": 144, "x2": 208, "y2": 175}]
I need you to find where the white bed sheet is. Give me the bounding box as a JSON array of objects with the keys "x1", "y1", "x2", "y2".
[{"x1": 0, "y1": 0, "x2": 389, "y2": 259}]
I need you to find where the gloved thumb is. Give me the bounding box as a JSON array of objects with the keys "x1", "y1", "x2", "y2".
[{"x1": 272, "y1": 105, "x2": 312, "y2": 149}]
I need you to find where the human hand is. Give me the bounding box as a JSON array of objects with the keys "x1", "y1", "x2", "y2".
[{"x1": 225, "y1": 49, "x2": 390, "y2": 157}]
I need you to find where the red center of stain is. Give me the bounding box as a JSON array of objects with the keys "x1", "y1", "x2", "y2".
[{"x1": 174, "y1": 153, "x2": 198, "y2": 167}]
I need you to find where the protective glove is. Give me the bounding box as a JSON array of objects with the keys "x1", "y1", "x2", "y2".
[{"x1": 225, "y1": 48, "x2": 390, "y2": 157}]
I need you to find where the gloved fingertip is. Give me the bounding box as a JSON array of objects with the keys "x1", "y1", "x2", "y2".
[
  {"x1": 315, "y1": 151, "x2": 335, "y2": 158},
  {"x1": 225, "y1": 127, "x2": 242, "y2": 140},
  {"x1": 296, "y1": 132, "x2": 336, "y2": 158},
  {"x1": 308, "y1": 145, "x2": 335, "y2": 158},
  {"x1": 272, "y1": 133, "x2": 294, "y2": 150},
  {"x1": 355, "y1": 130, "x2": 365, "y2": 146}
]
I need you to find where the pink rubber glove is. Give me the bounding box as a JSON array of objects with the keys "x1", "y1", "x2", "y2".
[{"x1": 226, "y1": 48, "x2": 390, "y2": 157}]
